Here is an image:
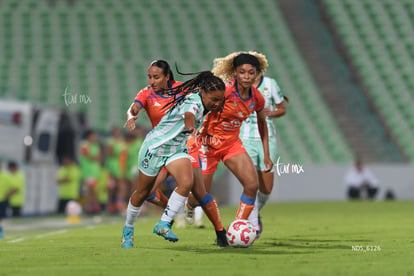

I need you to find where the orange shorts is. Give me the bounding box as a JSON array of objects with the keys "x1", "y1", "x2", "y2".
[
  {"x1": 187, "y1": 135, "x2": 201, "y2": 169},
  {"x1": 199, "y1": 139, "x2": 246, "y2": 174}
]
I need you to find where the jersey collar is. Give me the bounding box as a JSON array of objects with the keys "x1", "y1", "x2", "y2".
[{"x1": 234, "y1": 78, "x2": 253, "y2": 101}]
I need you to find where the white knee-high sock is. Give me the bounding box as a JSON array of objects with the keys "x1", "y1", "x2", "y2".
[
  {"x1": 125, "y1": 200, "x2": 142, "y2": 227},
  {"x1": 257, "y1": 191, "x2": 270, "y2": 211},
  {"x1": 248, "y1": 201, "x2": 260, "y2": 230},
  {"x1": 161, "y1": 190, "x2": 187, "y2": 223},
  {"x1": 194, "y1": 206, "x2": 203, "y2": 221}
]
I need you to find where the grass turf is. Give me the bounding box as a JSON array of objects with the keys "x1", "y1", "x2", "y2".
[{"x1": 0, "y1": 201, "x2": 413, "y2": 276}]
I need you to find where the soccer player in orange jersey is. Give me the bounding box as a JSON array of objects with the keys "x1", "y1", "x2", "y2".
[
  {"x1": 189, "y1": 52, "x2": 273, "y2": 222},
  {"x1": 125, "y1": 60, "x2": 181, "y2": 209}
]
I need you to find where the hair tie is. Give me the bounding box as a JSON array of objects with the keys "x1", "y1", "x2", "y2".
[{"x1": 233, "y1": 53, "x2": 260, "y2": 70}]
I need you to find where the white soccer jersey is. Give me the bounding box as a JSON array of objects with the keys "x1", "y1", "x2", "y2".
[
  {"x1": 239, "y1": 76, "x2": 284, "y2": 141},
  {"x1": 144, "y1": 93, "x2": 205, "y2": 156}
]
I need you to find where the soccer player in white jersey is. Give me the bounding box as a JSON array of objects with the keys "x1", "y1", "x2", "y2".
[
  {"x1": 121, "y1": 71, "x2": 225, "y2": 248},
  {"x1": 240, "y1": 51, "x2": 288, "y2": 237}
]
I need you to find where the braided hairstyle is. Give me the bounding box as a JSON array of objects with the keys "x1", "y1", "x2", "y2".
[{"x1": 164, "y1": 66, "x2": 225, "y2": 112}]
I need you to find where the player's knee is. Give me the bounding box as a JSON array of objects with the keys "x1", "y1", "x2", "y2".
[{"x1": 177, "y1": 175, "x2": 193, "y2": 191}]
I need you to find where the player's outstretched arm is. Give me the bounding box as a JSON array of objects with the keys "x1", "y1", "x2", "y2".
[{"x1": 124, "y1": 102, "x2": 140, "y2": 131}]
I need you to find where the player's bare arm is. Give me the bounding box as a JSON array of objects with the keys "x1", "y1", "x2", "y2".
[
  {"x1": 124, "y1": 102, "x2": 141, "y2": 131},
  {"x1": 257, "y1": 109, "x2": 273, "y2": 172}
]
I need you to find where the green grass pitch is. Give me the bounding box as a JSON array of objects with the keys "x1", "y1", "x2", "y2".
[{"x1": 1, "y1": 201, "x2": 413, "y2": 276}]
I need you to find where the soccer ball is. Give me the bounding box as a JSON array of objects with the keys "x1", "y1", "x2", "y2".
[
  {"x1": 226, "y1": 219, "x2": 256, "y2": 247},
  {"x1": 65, "y1": 200, "x2": 82, "y2": 216}
]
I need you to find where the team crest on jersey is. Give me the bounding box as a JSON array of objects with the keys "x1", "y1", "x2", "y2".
[
  {"x1": 141, "y1": 158, "x2": 149, "y2": 169},
  {"x1": 249, "y1": 102, "x2": 255, "y2": 110},
  {"x1": 226, "y1": 80, "x2": 234, "y2": 86}
]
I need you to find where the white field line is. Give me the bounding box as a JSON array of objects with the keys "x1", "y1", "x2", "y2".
[
  {"x1": 35, "y1": 229, "x2": 68, "y2": 239},
  {"x1": 7, "y1": 238, "x2": 25, "y2": 243}
]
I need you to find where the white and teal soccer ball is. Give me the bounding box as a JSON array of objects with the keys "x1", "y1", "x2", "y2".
[{"x1": 226, "y1": 219, "x2": 256, "y2": 247}]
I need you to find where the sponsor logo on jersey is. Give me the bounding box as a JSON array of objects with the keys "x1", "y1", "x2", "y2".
[
  {"x1": 153, "y1": 102, "x2": 161, "y2": 107},
  {"x1": 222, "y1": 119, "x2": 241, "y2": 131}
]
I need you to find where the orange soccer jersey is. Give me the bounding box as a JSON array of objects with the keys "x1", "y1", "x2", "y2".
[
  {"x1": 199, "y1": 79, "x2": 265, "y2": 149},
  {"x1": 133, "y1": 80, "x2": 182, "y2": 127}
]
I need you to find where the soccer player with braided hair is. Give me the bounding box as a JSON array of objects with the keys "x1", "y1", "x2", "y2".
[
  {"x1": 121, "y1": 70, "x2": 225, "y2": 248},
  {"x1": 186, "y1": 52, "x2": 273, "y2": 224}
]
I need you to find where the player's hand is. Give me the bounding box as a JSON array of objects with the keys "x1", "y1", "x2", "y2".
[
  {"x1": 123, "y1": 116, "x2": 138, "y2": 131},
  {"x1": 189, "y1": 127, "x2": 200, "y2": 138},
  {"x1": 263, "y1": 108, "x2": 271, "y2": 117},
  {"x1": 264, "y1": 156, "x2": 273, "y2": 173}
]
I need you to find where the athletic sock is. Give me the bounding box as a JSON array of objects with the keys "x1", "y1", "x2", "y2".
[
  {"x1": 146, "y1": 189, "x2": 169, "y2": 209},
  {"x1": 194, "y1": 206, "x2": 203, "y2": 221},
  {"x1": 248, "y1": 202, "x2": 260, "y2": 230},
  {"x1": 125, "y1": 200, "x2": 142, "y2": 227},
  {"x1": 257, "y1": 191, "x2": 270, "y2": 211},
  {"x1": 160, "y1": 190, "x2": 187, "y2": 223},
  {"x1": 200, "y1": 193, "x2": 223, "y2": 231},
  {"x1": 235, "y1": 193, "x2": 256, "y2": 220}
]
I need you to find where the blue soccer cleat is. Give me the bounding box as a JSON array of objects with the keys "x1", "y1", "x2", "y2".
[
  {"x1": 121, "y1": 225, "x2": 134, "y2": 248},
  {"x1": 153, "y1": 220, "x2": 178, "y2": 242},
  {"x1": 0, "y1": 227, "x2": 3, "y2": 239}
]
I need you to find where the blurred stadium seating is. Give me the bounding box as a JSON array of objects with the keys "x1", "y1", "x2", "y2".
[
  {"x1": 1, "y1": 0, "x2": 411, "y2": 164},
  {"x1": 322, "y1": 0, "x2": 414, "y2": 161}
]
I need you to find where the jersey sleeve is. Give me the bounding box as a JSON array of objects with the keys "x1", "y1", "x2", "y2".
[
  {"x1": 182, "y1": 94, "x2": 203, "y2": 118},
  {"x1": 270, "y1": 78, "x2": 284, "y2": 105},
  {"x1": 133, "y1": 88, "x2": 149, "y2": 108}
]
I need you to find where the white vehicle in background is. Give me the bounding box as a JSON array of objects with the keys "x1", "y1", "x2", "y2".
[
  {"x1": 0, "y1": 99, "x2": 87, "y2": 215},
  {"x1": 0, "y1": 100, "x2": 33, "y2": 163}
]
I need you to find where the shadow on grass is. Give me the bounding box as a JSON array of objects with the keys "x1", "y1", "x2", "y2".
[
  {"x1": 140, "y1": 237, "x2": 370, "y2": 254},
  {"x1": 263, "y1": 237, "x2": 372, "y2": 250},
  {"x1": 284, "y1": 238, "x2": 373, "y2": 243},
  {"x1": 159, "y1": 245, "x2": 313, "y2": 255}
]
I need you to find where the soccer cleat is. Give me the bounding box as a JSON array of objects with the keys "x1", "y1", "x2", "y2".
[
  {"x1": 121, "y1": 225, "x2": 134, "y2": 248},
  {"x1": 255, "y1": 230, "x2": 261, "y2": 240},
  {"x1": 255, "y1": 214, "x2": 263, "y2": 240},
  {"x1": 258, "y1": 214, "x2": 263, "y2": 234},
  {"x1": 215, "y1": 229, "x2": 229, "y2": 248},
  {"x1": 0, "y1": 228, "x2": 3, "y2": 239},
  {"x1": 153, "y1": 220, "x2": 178, "y2": 242},
  {"x1": 184, "y1": 203, "x2": 194, "y2": 225}
]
